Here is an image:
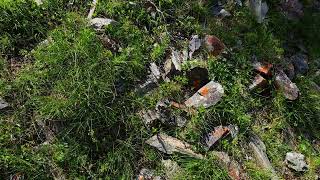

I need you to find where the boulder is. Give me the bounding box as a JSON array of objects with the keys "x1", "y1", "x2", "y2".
[{"x1": 185, "y1": 81, "x2": 224, "y2": 108}]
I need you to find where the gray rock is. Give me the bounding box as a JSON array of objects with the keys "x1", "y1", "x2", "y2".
[
  {"x1": 164, "y1": 50, "x2": 183, "y2": 77},
  {"x1": 137, "y1": 168, "x2": 162, "y2": 180},
  {"x1": 248, "y1": 0, "x2": 269, "y2": 23},
  {"x1": 136, "y1": 63, "x2": 162, "y2": 94},
  {"x1": 139, "y1": 109, "x2": 160, "y2": 127},
  {"x1": 89, "y1": 18, "x2": 115, "y2": 31},
  {"x1": 275, "y1": 70, "x2": 299, "y2": 100},
  {"x1": 156, "y1": 99, "x2": 187, "y2": 127},
  {"x1": 0, "y1": 99, "x2": 9, "y2": 110},
  {"x1": 285, "y1": 152, "x2": 309, "y2": 172},
  {"x1": 249, "y1": 134, "x2": 278, "y2": 180},
  {"x1": 146, "y1": 133, "x2": 203, "y2": 159},
  {"x1": 189, "y1": 35, "x2": 202, "y2": 59},
  {"x1": 34, "y1": 0, "x2": 43, "y2": 5},
  {"x1": 161, "y1": 159, "x2": 182, "y2": 179},
  {"x1": 149, "y1": 62, "x2": 162, "y2": 80},
  {"x1": 291, "y1": 54, "x2": 309, "y2": 75},
  {"x1": 185, "y1": 81, "x2": 224, "y2": 108},
  {"x1": 248, "y1": 74, "x2": 268, "y2": 90}
]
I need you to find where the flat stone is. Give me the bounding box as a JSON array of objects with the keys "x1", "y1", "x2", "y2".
[
  {"x1": 291, "y1": 54, "x2": 309, "y2": 75},
  {"x1": 146, "y1": 133, "x2": 203, "y2": 159},
  {"x1": 0, "y1": 99, "x2": 9, "y2": 110},
  {"x1": 90, "y1": 18, "x2": 115, "y2": 30},
  {"x1": 185, "y1": 81, "x2": 224, "y2": 108},
  {"x1": 212, "y1": 151, "x2": 247, "y2": 180},
  {"x1": 285, "y1": 152, "x2": 309, "y2": 172},
  {"x1": 275, "y1": 70, "x2": 299, "y2": 100},
  {"x1": 136, "y1": 63, "x2": 162, "y2": 94},
  {"x1": 249, "y1": 134, "x2": 278, "y2": 180}
]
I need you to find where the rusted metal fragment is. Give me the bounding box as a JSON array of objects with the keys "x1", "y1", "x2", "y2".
[
  {"x1": 185, "y1": 81, "x2": 224, "y2": 108},
  {"x1": 275, "y1": 70, "x2": 299, "y2": 100},
  {"x1": 146, "y1": 133, "x2": 203, "y2": 159}
]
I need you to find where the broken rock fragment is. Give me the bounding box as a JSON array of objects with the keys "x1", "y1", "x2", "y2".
[
  {"x1": 205, "y1": 125, "x2": 239, "y2": 148},
  {"x1": 189, "y1": 35, "x2": 202, "y2": 59},
  {"x1": 90, "y1": 18, "x2": 115, "y2": 31},
  {"x1": 275, "y1": 70, "x2": 299, "y2": 100},
  {"x1": 164, "y1": 50, "x2": 184, "y2": 77},
  {"x1": 146, "y1": 133, "x2": 203, "y2": 159},
  {"x1": 204, "y1": 35, "x2": 225, "y2": 56},
  {"x1": 248, "y1": 0, "x2": 269, "y2": 23},
  {"x1": 212, "y1": 151, "x2": 247, "y2": 180},
  {"x1": 249, "y1": 134, "x2": 278, "y2": 180},
  {"x1": 285, "y1": 152, "x2": 309, "y2": 172},
  {"x1": 136, "y1": 63, "x2": 162, "y2": 94},
  {"x1": 0, "y1": 99, "x2": 9, "y2": 110},
  {"x1": 185, "y1": 81, "x2": 224, "y2": 108},
  {"x1": 249, "y1": 74, "x2": 268, "y2": 90}
]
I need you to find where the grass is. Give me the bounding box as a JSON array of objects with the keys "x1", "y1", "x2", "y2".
[{"x1": 0, "y1": 0, "x2": 319, "y2": 179}]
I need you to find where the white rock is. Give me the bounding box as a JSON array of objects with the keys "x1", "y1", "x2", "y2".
[
  {"x1": 285, "y1": 152, "x2": 309, "y2": 172},
  {"x1": 89, "y1": 18, "x2": 114, "y2": 30}
]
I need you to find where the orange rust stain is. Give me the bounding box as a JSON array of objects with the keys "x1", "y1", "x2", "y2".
[{"x1": 200, "y1": 87, "x2": 209, "y2": 96}]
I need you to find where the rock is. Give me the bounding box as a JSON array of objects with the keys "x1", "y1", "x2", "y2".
[
  {"x1": 249, "y1": 134, "x2": 278, "y2": 180},
  {"x1": 161, "y1": 159, "x2": 182, "y2": 179},
  {"x1": 146, "y1": 133, "x2": 203, "y2": 159},
  {"x1": 189, "y1": 35, "x2": 202, "y2": 59},
  {"x1": 248, "y1": 74, "x2": 268, "y2": 90},
  {"x1": 204, "y1": 35, "x2": 225, "y2": 56},
  {"x1": 149, "y1": 63, "x2": 162, "y2": 80},
  {"x1": 280, "y1": 0, "x2": 303, "y2": 20},
  {"x1": 34, "y1": 0, "x2": 43, "y2": 5},
  {"x1": 164, "y1": 50, "x2": 184, "y2": 77},
  {"x1": 212, "y1": 151, "x2": 247, "y2": 180},
  {"x1": 185, "y1": 81, "x2": 224, "y2": 108},
  {"x1": 89, "y1": 18, "x2": 115, "y2": 31},
  {"x1": 186, "y1": 67, "x2": 210, "y2": 91},
  {"x1": 156, "y1": 99, "x2": 187, "y2": 127},
  {"x1": 204, "y1": 125, "x2": 239, "y2": 148},
  {"x1": 139, "y1": 109, "x2": 160, "y2": 127},
  {"x1": 285, "y1": 152, "x2": 309, "y2": 172},
  {"x1": 212, "y1": 5, "x2": 231, "y2": 18},
  {"x1": 275, "y1": 70, "x2": 299, "y2": 100},
  {"x1": 0, "y1": 99, "x2": 9, "y2": 110},
  {"x1": 248, "y1": 0, "x2": 269, "y2": 23},
  {"x1": 136, "y1": 63, "x2": 162, "y2": 94},
  {"x1": 291, "y1": 54, "x2": 309, "y2": 75},
  {"x1": 137, "y1": 168, "x2": 162, "y2": 180},
  {"x1": 284, "y1": 62, "x2": 295, "y2": 80}
]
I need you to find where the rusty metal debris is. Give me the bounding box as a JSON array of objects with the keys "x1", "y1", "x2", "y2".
[
  {"x1": 275, "y1": 70, "x2": 299, "y2": 100},
  {"x1": 185, "y1": 81, "x2": 224, "y2": 108},
  {"x1": 146, "y1": 133, "x2": 203, "y2": 159}
]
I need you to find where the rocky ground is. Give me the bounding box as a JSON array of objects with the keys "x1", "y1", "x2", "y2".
[{"x1": 0, "y1": 0, "x2": 319, "y2": 179}]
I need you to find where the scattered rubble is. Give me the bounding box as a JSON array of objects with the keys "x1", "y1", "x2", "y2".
[
  {"x1": 89, "y1": 18, "x2": 115, "y2": 31},
  {"x1": 290, "y1": 53, "x2": 309, "y2": 75},
  {"x1": 185, "y1": 81, "x2": 224, "y2": 108},
  {"x1": 204, "y1": 35, "x2": 225, "y2": 56},
  {"x1": 161, "y1": 159, "x2": 182, "y2": 179},
  {"x1": 212, "y1": 151, "x2": 247, "y2": 180},
  {"x1": 249, "y1": 134, "x2": 278, "y2": 180},
  {"x1": 275, "y1": 70, "x2": 299, "y2": 100},
  {"x1": 137, "y1": 168, "x2": 162, "y2": 180},
  {"x1": 285, "y1": 152, "x2": 309, "y2": 172},
  {"x1": 189, "y1": 35, "x2": 202, "y2": 59},
  {"x1": 204, "y1": 125, "x2": 238, "y2": 148},
  {"x1": 248, "y1": 74, "x2": 268, "y2": 90},
  {"x1": 146, "y1": 133, "x2": 203, "y2": 159},
  {"x1": 0, "y1": 99, "x2": 9, "y2": 110},
  {"x1": 248, "y1": 0, "x2": 269, "y2": 23},
  {"x1": 280, "y1": 0, "x2": 304, "y2": 20}
]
